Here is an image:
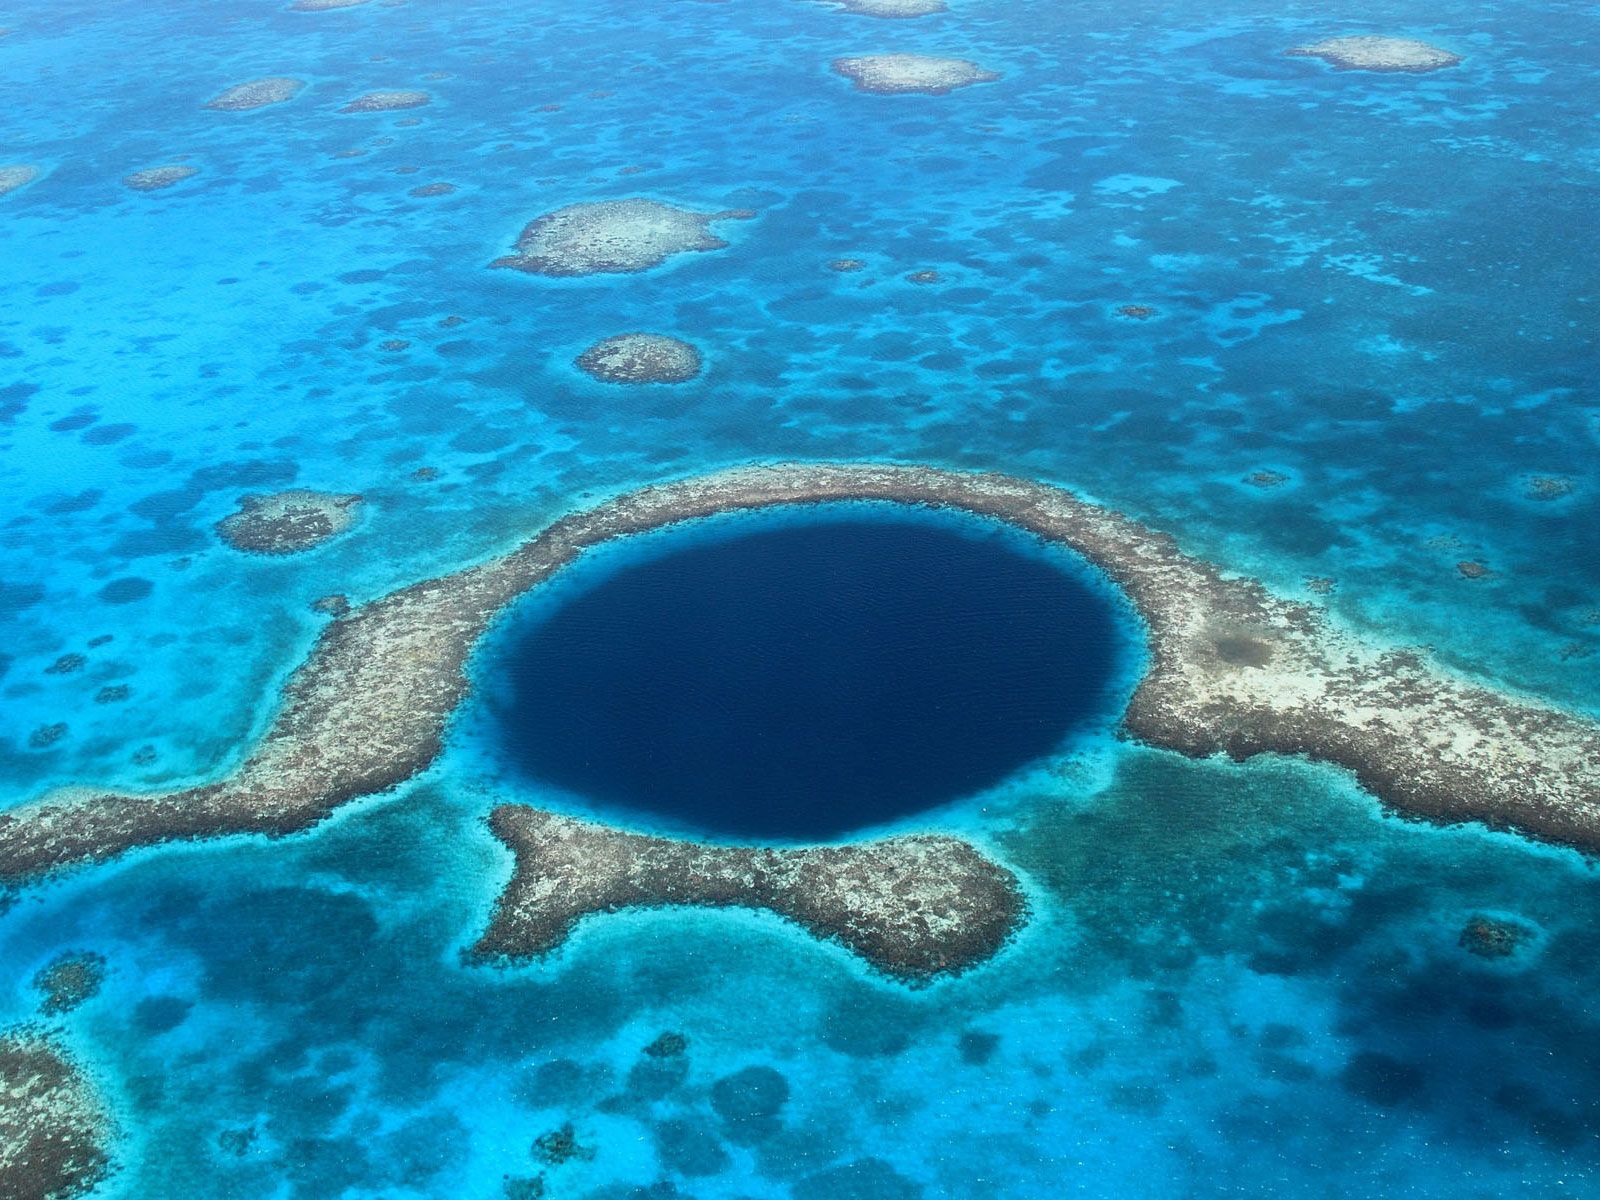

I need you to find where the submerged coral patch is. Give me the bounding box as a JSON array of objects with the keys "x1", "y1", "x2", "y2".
[
  {"x1": 0, "y1": 165, "x2": 41, "y2": 197},
  {"x1": 32, "y1": 953, "x2": 107, "y2": 1016},
  {"x1": 205, "y1": 77, "x2": 305, "y2": 111},
  {"x1": 1288, "y1": 36, "x2": 1461, "y2": 73},
  {"x1": 341, "y1": 90, "x2": 431, "y2": 113},
  {"x1": 215, "y1": 490, "x2": 362, "y2": 555},
  {"x1": 575, "y1": 333, "x2": 702, "y2": 384},
  {"x1": 832, "y1": 54, "x2": 1000, "y2": 95},
  {"x1": 123, "y1": 165, "x2": 198, "y2": 192},
  {"x1": 816, "y1": 0, "x2": 946, "y2": 14},
  {"x1": 491, "y1": 199, "x2": 754, "y2": 276}
]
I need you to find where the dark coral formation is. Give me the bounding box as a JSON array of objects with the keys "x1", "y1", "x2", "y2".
[
  {"x1": 123, "y1": 165, "x2": 198, "y2": 192},
  {"x1": 1456, "y1": 560, "x2": 1491, "y2": 580},
  {"x1": 1459, "y1": 915, "x2": 1533, "y2": 959},
  {"x1": 472, "y1": 808, "x2": 1025, "y2": 983},
  {"x1": 491, "y1": 199, "x2": 754, "y2": 276},
  {"x1": 905, "y1": 269, "x2": 941, "y2": 284},
  {"x1": 0, "y1": 1031, "x2": 111, "y2": 1200},
  {"x1": 575, "y1": 333, "x2": 702, "y2": 384},
  {"x1": 832, "y1": 54, "x2": 1000, "y2": 95},
  {"x1": 205, "y1": 78, "x2": 304, "y2": 111},
  {"x1": 290, "y1": 0, "x2": 371, "y2": 9},
  {"x1": 4, "y1": 462, "x2": 1600, "y2": 901},
  {"x1": 32, "y1": 953, "x2": 107, "y2": 1016},
  {"x1": 1288, "y1": 36, "x2": 1460, "y2": 73},
  {"x1": 215, "y1": 490, "x2": 363, "y2": 555},
  {"x1": 1245, "y1": 470, "x2": 1290, "y2": 488},
  {"x1": 341, "y1": 90, "x2": 431, "y2": 113},
  {"x1": 312, "y1": 594, "x2": 352, "y2": 617},
  {"x1": 828, "y1": 258, "x2": 866, "y2": 272},
  {"x1": 1524, "y1": 474, "x2": 1574, "y2": 501},
  {"x1": 409, "y1": 182, "x2": 456, "y2": 197},
  {"x1": 1117, "y1": 304, "x2": 1156, "y2": 319},
  {"x1": 27, "y1": 724, "x2": 66, "y2": 750},
  {"x1": 44, "y1": 654, "x2": 85, "y2": 676}
]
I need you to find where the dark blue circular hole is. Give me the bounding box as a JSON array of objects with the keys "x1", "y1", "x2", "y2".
[{"x1": 485, "y1": 508, "x2": 1137, "y2": 840}]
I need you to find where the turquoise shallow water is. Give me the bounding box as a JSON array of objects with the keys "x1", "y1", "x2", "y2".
[{"x1": 1, "y1": 0, "x2": 1598, "y2": 1196}]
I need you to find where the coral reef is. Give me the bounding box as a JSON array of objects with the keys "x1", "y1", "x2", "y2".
[
  {"x1": 1288, "y1": 36, "x2": 1461, "y2": 73},
  {"x1": 575, "y1": 333, "x2": 702, "y2": 384},
  {"x1": 832, "y1": 54, "x2": 999, "y2": 95},
  {"x1": 0, "y1": 1031, "x2": 111, "y2": 1200},
  {"x1": 214, "y1": 490, "x2": 363, "y2": 555},
  {"x1": 205, "y1": 78, "x2": 304, "y2": 111},
  {"x1": 491, "y1": 199, "x2": 754, "y2": 276},
  {"x1": 0, "y1": 165, "x2": 41, "y2": 197},
  {"x1": 32, "y1": 954, "x2": 107, "y2": 1017},
  {"x1": 5, "y1": 462, "x2": 1600, "y2": 903},
  {"x1": 341, "y1": 90, "x2": 431, "y2": 113},
  {"x1": 123, "y1": 165, "x2": 198, "y2": 192},
  {"x1": 472, "y1": 808, "x2": 1025, "y2": 983}
]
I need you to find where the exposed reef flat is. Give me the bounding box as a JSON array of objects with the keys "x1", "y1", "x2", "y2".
[
  {"x1": 122, "y1": 165, "x2": 198, "y2": 192},
  {"x1": 473, "y1": 808, "x2": 1023, "y2": 983},
  {"x1": 0, "y1": 1031, "x2": 111, "y2": 1200},
  {"x1": 832, "y1": 54, "x2": 999, "y2": 95},
  {"x1": 0, "y1": 165, "x2": 41, "y2": 197},
  {"x1": 341, "y1": 90, "x2": 431, "y2": 113},
  {"x1": 575, "y1": 333, "x2": 702, "y2": 384},
  {"x1": 215, "y1": 490, "x2": 363, "y2": 555},
  {"x1": 817, "y1": 0, "x2": 946, "y2": 15},
  {"x1": 5, "y1": 462, "x2": 1600, "y2": 896},
  {"x1": 1288, "y1": 36, "x2": 1461, "y2": 73},
  {"x1": 205, "y1": 77, "x2": 304, "y2": 111},
  {"x1": 492, "y1": 198, "x2": 754, "y2": 276}
]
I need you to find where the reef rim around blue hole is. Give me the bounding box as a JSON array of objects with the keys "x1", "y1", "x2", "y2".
[{"x1": 473, "y1": 502, "x2": 1145, "y2": 841}]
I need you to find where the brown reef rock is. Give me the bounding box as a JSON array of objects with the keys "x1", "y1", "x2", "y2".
[
  {"x1": 215, "y1": 490, "x2": 363, "y2": 555},
  {"x1": 491, "y1": 198, "x2": 754, "y2": 277},
  {"x1": 473, "y1": 808, "x2": 1024, "y2": 983},
  {"x1": 832, "y1": 54, "x2": 999, "y2": 95},
  {"x1": 1288, "y1": 36, "x2": 1460, "y2": 73},
  {"x1": 575, "y1": 333, "x2": 702, "y2": 384},
  {"x1": 205, "y1": 77, "x2": 305, "y2": 111},
  {"x1": 0, "y1": 1031, "x2": 111, "y2": 1200}
]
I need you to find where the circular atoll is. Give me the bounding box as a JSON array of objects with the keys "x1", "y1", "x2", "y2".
[
  {"x1": 818, "y1": 0, "x2": 946, "y2": 15},
  {"x1": 575, "y1": 333, "x2": 703, "y2": 384},
  {"x1": 214, "y1": 490, "x2": 363, "y2": 555},
  {"x1": 491, "y1": 198, "x2": 754, "y2": 277},
  {"x1": 205, "y1": 77, "x2": 305, "y2": 111},
  {"x1": 341, "y1": 89, "x2": 431, "y2": 113},
  {"x1": 0, "y1": 165, "x2": 41, "y2": 197},
  {"x1": 123, "y1": 165, "x2": 198, "y2": 192},
  {"x1": 1287, "y1": 36, "x2": 1461, "y2": 73},
  {"x1": 832, "y1": 54, "x2": 1000, "y2": 95},
  {"x1": 0, "y1": 1031, "x2": 112, "y2": 1200},
  {"x1": 6, "y1": 464, "x2": 1600, "y2": 986}
]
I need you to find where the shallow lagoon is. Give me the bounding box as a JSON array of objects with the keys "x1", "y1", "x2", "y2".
[{"x1": 1, "y1": 0, "x2": 1598, "y2": 1196}]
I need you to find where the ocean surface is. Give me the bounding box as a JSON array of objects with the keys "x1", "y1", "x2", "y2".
[{"x1": 1, "y1": 0, "x2": 1598, "y2": 1196}]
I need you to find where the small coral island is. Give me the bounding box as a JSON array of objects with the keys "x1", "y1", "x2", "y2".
[
  {"x1": 1288, "y1": 36, "x2": 1461, "y2": 73},
  {"x1": 575, "y1": 333, "x2": 702, "y2": 384},
  {"x1": 123, "y1": 165, "x2": 198, "y2": 192},
  {"x1": 819, "y1": 0, "x2": 947, "y2": 15},
  {"x1": 492, "y1": 198, "x2": 754, "y2": 277},
  {"x1": 6, "y1": 464, "x2": 1600, "y2": 985},
  {"x1": 474, "y1": 809, "x2": 1023, "y2": 983},
  {"x1": 215, "y1": 490, "x2": 363, "y2": 555},
  {"x1": 832, "y1": 54, "x2": 999, "y2": 95},
  {"x1": 205, "y1": 77, "x2": 305, "y2": 111},
  {"x1": 0, "y1": 1031, "x2": 111, "y2": 1200},
  {"x1": 341, "y1": 90, "x2": 431, "y2": 113}
]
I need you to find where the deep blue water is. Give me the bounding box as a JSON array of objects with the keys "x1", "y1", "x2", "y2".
[
  {"x1": 1, "y1": 0, "x2": 1598, "y2": 1196},
  {"x1": 491, "y1": 511, "x2": 1130, "y2": 839}
]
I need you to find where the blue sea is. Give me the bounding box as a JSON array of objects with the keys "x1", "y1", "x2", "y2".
[{"x1": 2, "y1": 0, "x2": 1598, "y2": 1196}]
